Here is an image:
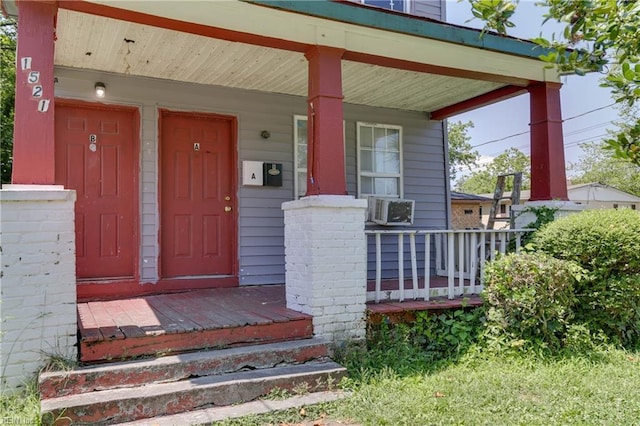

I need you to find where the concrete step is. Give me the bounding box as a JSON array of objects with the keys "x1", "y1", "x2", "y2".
[
  {"x1": 118, "y1": 390, "x2": 350, "y2": 425},
  {"x1": 41, "y1": 360, "x2": 347, "y2": 425},
  {"x1": 39, "y1": 338, "x2": 330, "y2": 399}
]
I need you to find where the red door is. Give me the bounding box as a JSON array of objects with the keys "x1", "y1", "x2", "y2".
[
  {"x1": 55, "y1": 104, "x2": 138, "y2": 280},
  {"x1": 160, "y1": 111, "x2": 235, "y2": 279}
]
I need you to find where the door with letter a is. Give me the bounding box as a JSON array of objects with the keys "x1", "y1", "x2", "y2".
[
  {"x1": 160, "y1": 111, "x2": 236, "y2": 280},
  {"x1": 55, "y1": 103, "x2": 138, "y2": 281}
]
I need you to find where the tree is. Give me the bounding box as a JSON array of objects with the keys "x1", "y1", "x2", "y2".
[
  {"x1": 468, "y1": 0, "x2": 640, "y2": 166},
  {"x1": 569, "y1": 142, "x2": 640, "y2": 197},
  {"x1": 447, "y1": 120, "x2": 480, "y2": 181},
  {"x1": 456, "y1": 147, "x2": 530, "y2": 194},
  {"x1": 1, "y1": 17, "x2": 16, "y2": 184}
]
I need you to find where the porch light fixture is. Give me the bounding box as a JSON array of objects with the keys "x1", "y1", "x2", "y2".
[{"x1": 94, "y1": 82, "x2": 106, "y2": 98}]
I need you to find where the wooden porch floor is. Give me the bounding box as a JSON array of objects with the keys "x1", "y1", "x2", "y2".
[
  {"x1": 77, "y1": 284, "x2": 483, "y2": 362},
  {"x1": 77, "y1": 285, "x2": 313, "y2": 362}
]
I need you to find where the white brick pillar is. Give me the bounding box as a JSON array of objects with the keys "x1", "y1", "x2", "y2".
[
  {"x1": 0, "y1": 185, "x2": 77, "y2": 389},
  {"x1": 282, "y1": 195, "x2": 368, "y2": 342}
]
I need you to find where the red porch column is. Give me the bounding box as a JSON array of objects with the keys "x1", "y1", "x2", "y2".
[
  {"x1": 12, "y1": 0, "x2": 57, "y2": 184},
  {"x1": 528, "y1": 82, "x2": 568, "y2": 201},
  {"x1": 304, "y1": 46, "x2": 347, "y2": 196}
]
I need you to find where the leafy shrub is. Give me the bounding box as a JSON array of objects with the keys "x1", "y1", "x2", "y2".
[
  {"x1": 562, "y1": 323, "x2": 609, "y2": 353},
  {"x1": 533, "y1": 209, "x2": 640, "y2": 347},
  {"x1": 483, "y1": 252, "x2": 581, "y2": 349},
  {"x1": 576, "y1": 274, "x2": 640, "y2": 346},
  {"x1": 532, "y1": 208, "x2": 640, "y2": 279},
  {"x1": 412, "y1": 307, "x2": 485, "y2": 358}
]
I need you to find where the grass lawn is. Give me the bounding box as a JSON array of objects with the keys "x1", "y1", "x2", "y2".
[
  {"x1": 0, "y1": 381, "x2": 40, "y2": 425},
  {"x1": 220, "y1": 347, "x2": 640, "y2": 426},
  {"x1": 3, "y1": 348, "x2": 639, "y2": 425}
]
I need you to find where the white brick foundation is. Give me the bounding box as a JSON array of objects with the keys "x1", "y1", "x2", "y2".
[
  {"x1": 0, "y1": 185, "x2": 77, "y2": 390},
  {"x1": 512, "y1": 200, "x2": 586, "y2": 229},
  {"x1": 282, "y1": 195, "x2": 368, "y2": 342}
]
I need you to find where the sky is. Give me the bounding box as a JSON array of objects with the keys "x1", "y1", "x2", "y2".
[{"x1": 444, "y1": 0, "x2": 621, "y2": 177}]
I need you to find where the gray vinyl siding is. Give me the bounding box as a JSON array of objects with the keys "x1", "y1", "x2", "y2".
[
  {"x1": 411, "y1": 0, "x2": 445, "y2": 20},
  {"x1": 54, "y1": 67, "x2": 447, "y2": 286}
]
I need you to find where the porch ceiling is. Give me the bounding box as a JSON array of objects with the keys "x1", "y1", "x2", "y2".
[{"x1": 54, "y1": 9, "x2": 504, "y2": 113}]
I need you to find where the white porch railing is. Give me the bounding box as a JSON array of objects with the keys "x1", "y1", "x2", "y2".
[{"x1": 365, "y1": 229, "x2": 534, "y2": 303}]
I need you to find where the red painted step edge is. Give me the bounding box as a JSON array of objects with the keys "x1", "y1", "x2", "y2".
[{"x1": 80, "y1": 318, "x2": 313, "y2": 362}]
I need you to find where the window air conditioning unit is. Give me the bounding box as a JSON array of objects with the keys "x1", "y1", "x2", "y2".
[{"x1": 371, "y1": 197, "x2": 415, "y2": 226}]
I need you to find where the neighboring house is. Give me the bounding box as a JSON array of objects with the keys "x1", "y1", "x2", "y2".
[
  {"x1": 0, "y1": 0, "x2": 573, "y2": 388},
  {"x1": 481, "y1": 182, "x2": 640, "y2": 227},
  {"x1": 564, "y1": 182, "x2": 640, "y2": 209},
  {"x1": 450, "y1": 191, "x2": 492, "y2": 229}
]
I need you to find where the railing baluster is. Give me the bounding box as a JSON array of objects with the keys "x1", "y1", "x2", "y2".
[
  {"x1": 375, "y1": 233, "x2": 382, "y2": 303},
  {"x1": 435, "y1": 232, "x2": 442, "y2": 272},
  {"x1": 409, "y1": 233, "x2": 418, "y2": 300},
  {"x1": 458, "y1": 232, "x2": 465, "y2": 296},
  {"x1": 398, "y1": 233, "x2": 404, "y2": 302},
  {"x1": 515, "y1": 232, "x2": 522, "y2": 252},
  {"x1": 470, "y1": 232, "x2": 477, "y2": 294},
  {"x1": 490, "y1": 232, "x2": 496, "y2": 261},
  {"x1": 465, "y1": 233, "x2": 471, "y2": 273},
  {"x1": 424, "y1": 233, "x2": 430, "y2": 301},
  {"x1": 447, "y1": 232, "x2": 455, "y2": 300},
  {"x1": 500, "y1": 231, "x2": 507, "y2": 254},
  {"x1": 479, "y1": 232, "x2": 486, "y2": 288}
]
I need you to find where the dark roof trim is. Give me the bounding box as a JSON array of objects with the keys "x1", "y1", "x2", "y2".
[
  {"x1": 248, "y1": 0, "x2": 549, "y2": 60},
  {"x1": 451, "y1": 191, "x2": 493, "y2": 202}
]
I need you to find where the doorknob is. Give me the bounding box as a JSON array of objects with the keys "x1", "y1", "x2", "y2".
[{"x1": 225, "y1": 206, "x2": 232, "y2": 212}]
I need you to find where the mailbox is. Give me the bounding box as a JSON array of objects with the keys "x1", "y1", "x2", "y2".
[{"x1": 263, "y1": 163, "x2": 282, "y2": 187}]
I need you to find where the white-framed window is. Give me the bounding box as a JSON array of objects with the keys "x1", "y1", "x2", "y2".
[
  {"x1": 293, "y1": 115, "x2": 308, "y2": 199},
  {"x1": 357, "y1": 122, "x2": 403, "y2": 198},
  {"x1": 360, "y1": 0, "x2": 410, "y2": 13}
]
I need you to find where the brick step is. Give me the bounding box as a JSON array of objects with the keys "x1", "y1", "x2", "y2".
[
  {"x1": 41, "y1": 360, "x2": 347, "y2": 425},
  {"x1": 39, "y1": 338, "x2": 330, "y2": 399}
]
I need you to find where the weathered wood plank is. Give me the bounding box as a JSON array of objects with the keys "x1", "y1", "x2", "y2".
[
  {"x1": 86, "y1": 302, "x2": 125, "y2": 341},
  {"x1": 77, "y1": 303, "x2": 104, "y2": 343},
  {"x1": 194, "y1": 289, "x2": 274, "y2": 327},
  {"x1": 101, "y1": 300, "x2": 147, "y2": 339},
  {"x1": 160, "y1": 291, "x2": 229, "y2": 330},
  {"x1": 242, "y1": 286, "x2": 310, "y2": 321},
  {"x1": 144, "y1": 295, "x2": 201, "y2": 334},
  {"x1": 116, "y1": 298, "x2": 166, "y2": 336},
  {"x1": 224, "y1": 287, "x2": 291, "y2": 323}
]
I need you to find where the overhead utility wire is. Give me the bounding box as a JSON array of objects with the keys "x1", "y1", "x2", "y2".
[
  {"x1": 484, "y1": 121, "x2": 613, "y2": 157},
  {"x1": 468, "y1": 103, "x2": 616, "y2": 149}
]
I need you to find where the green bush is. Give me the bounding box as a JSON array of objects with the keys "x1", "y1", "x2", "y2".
[
  {"x1": 576, "y1": 274, "x2": 640, "y2": 346},
  {"x1": 483, "y1": 252, "x2": 581, "y2": 349},
  {"x1": 533, "y1": 209, "x2": 640, "y2": 347},
  {"x1": 532, "y1": 209, "x2": 640, "y2": 279}
]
